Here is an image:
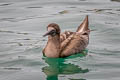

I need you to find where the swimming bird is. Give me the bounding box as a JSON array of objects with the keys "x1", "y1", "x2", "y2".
[{"x1": 43, "y1": 15, "x2": 90, "y2": 58}]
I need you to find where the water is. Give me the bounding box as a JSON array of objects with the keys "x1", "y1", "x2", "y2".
[{"x1": 0, "y1": 0, "x2": 120, "y2": 80}]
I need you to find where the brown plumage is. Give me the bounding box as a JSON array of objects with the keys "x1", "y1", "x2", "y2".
[{"x1": 43, "y1": 15, "x2": 90, "y2": 58}]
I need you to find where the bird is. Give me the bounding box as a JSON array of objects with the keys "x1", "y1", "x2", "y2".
[{"x1": 43, "y1": 15, "x2": 90, "y2": 58}]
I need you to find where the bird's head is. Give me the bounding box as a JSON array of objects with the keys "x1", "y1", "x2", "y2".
[{"x1": 43, "y1": 23, "x2": 61, "y2": 37}]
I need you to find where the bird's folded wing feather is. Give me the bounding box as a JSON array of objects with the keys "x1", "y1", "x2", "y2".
[
  {"x1": 60, "y1": 32, "x2": 89, "y2": 57},
  {"x1": 60, "y1": 31, "x2": 74, "y2": 42}
]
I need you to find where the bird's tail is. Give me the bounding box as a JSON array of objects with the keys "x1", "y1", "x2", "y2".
[{"x1": 76, "y1": 15, "x2": 90, "y2": 34}]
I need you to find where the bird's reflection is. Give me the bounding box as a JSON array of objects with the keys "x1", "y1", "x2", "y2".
[{"x1": 42, "y1": 50, "x2": 89, "y2": 80}]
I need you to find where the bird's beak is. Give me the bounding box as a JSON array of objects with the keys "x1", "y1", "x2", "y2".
[{"x1": 43, "y1": 29, "x2": 53, "y2": 37}]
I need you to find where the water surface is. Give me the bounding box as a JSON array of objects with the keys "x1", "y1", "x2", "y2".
[{"x1": 0, "y1": 0, "x2": 120, "y2": 80}]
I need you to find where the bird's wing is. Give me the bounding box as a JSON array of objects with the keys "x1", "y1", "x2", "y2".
[
  {"x1": 60, "y1": 31, "x2": 74, "y2": 42},
  {"x1": 76, "y1": 15, "x2": 89, "y2": 33},
  {"x1": 60, "y1": 15, "x2": 90, "y2": 57},
  {"x1": 60, "y1": 15, "x2": 89, "y2": 43},
  {"x1": 60, "y1": 33, "x2": 89, "y2": 57}
]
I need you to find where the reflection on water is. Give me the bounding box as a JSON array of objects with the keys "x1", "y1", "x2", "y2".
[
  {"x1": 42, "y1": 51, "x2": 89, "y2": 80},
  {"x1": 42, "y1": 58, "x2": 89, "y2": 80}
]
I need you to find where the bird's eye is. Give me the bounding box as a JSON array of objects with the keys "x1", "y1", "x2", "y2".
[
  {"x1": 51, "y1": 30, "x2": 56, "y2": 36},
  {"x1": 51, "y1": 30, "x2": 56, "y2": 33}
]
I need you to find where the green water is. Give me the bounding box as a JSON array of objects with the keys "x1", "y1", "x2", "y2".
[
  {"x1": 42, "y1": 50, "x2": 88, "y2": 80},
  {"x1": 0, "y1": 0, "x2": 120, "y2": 80}
]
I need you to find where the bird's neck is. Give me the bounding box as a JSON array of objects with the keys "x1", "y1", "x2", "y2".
[{"x1": 45, "y1": 35, "x2": 61, "y2": 58}]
